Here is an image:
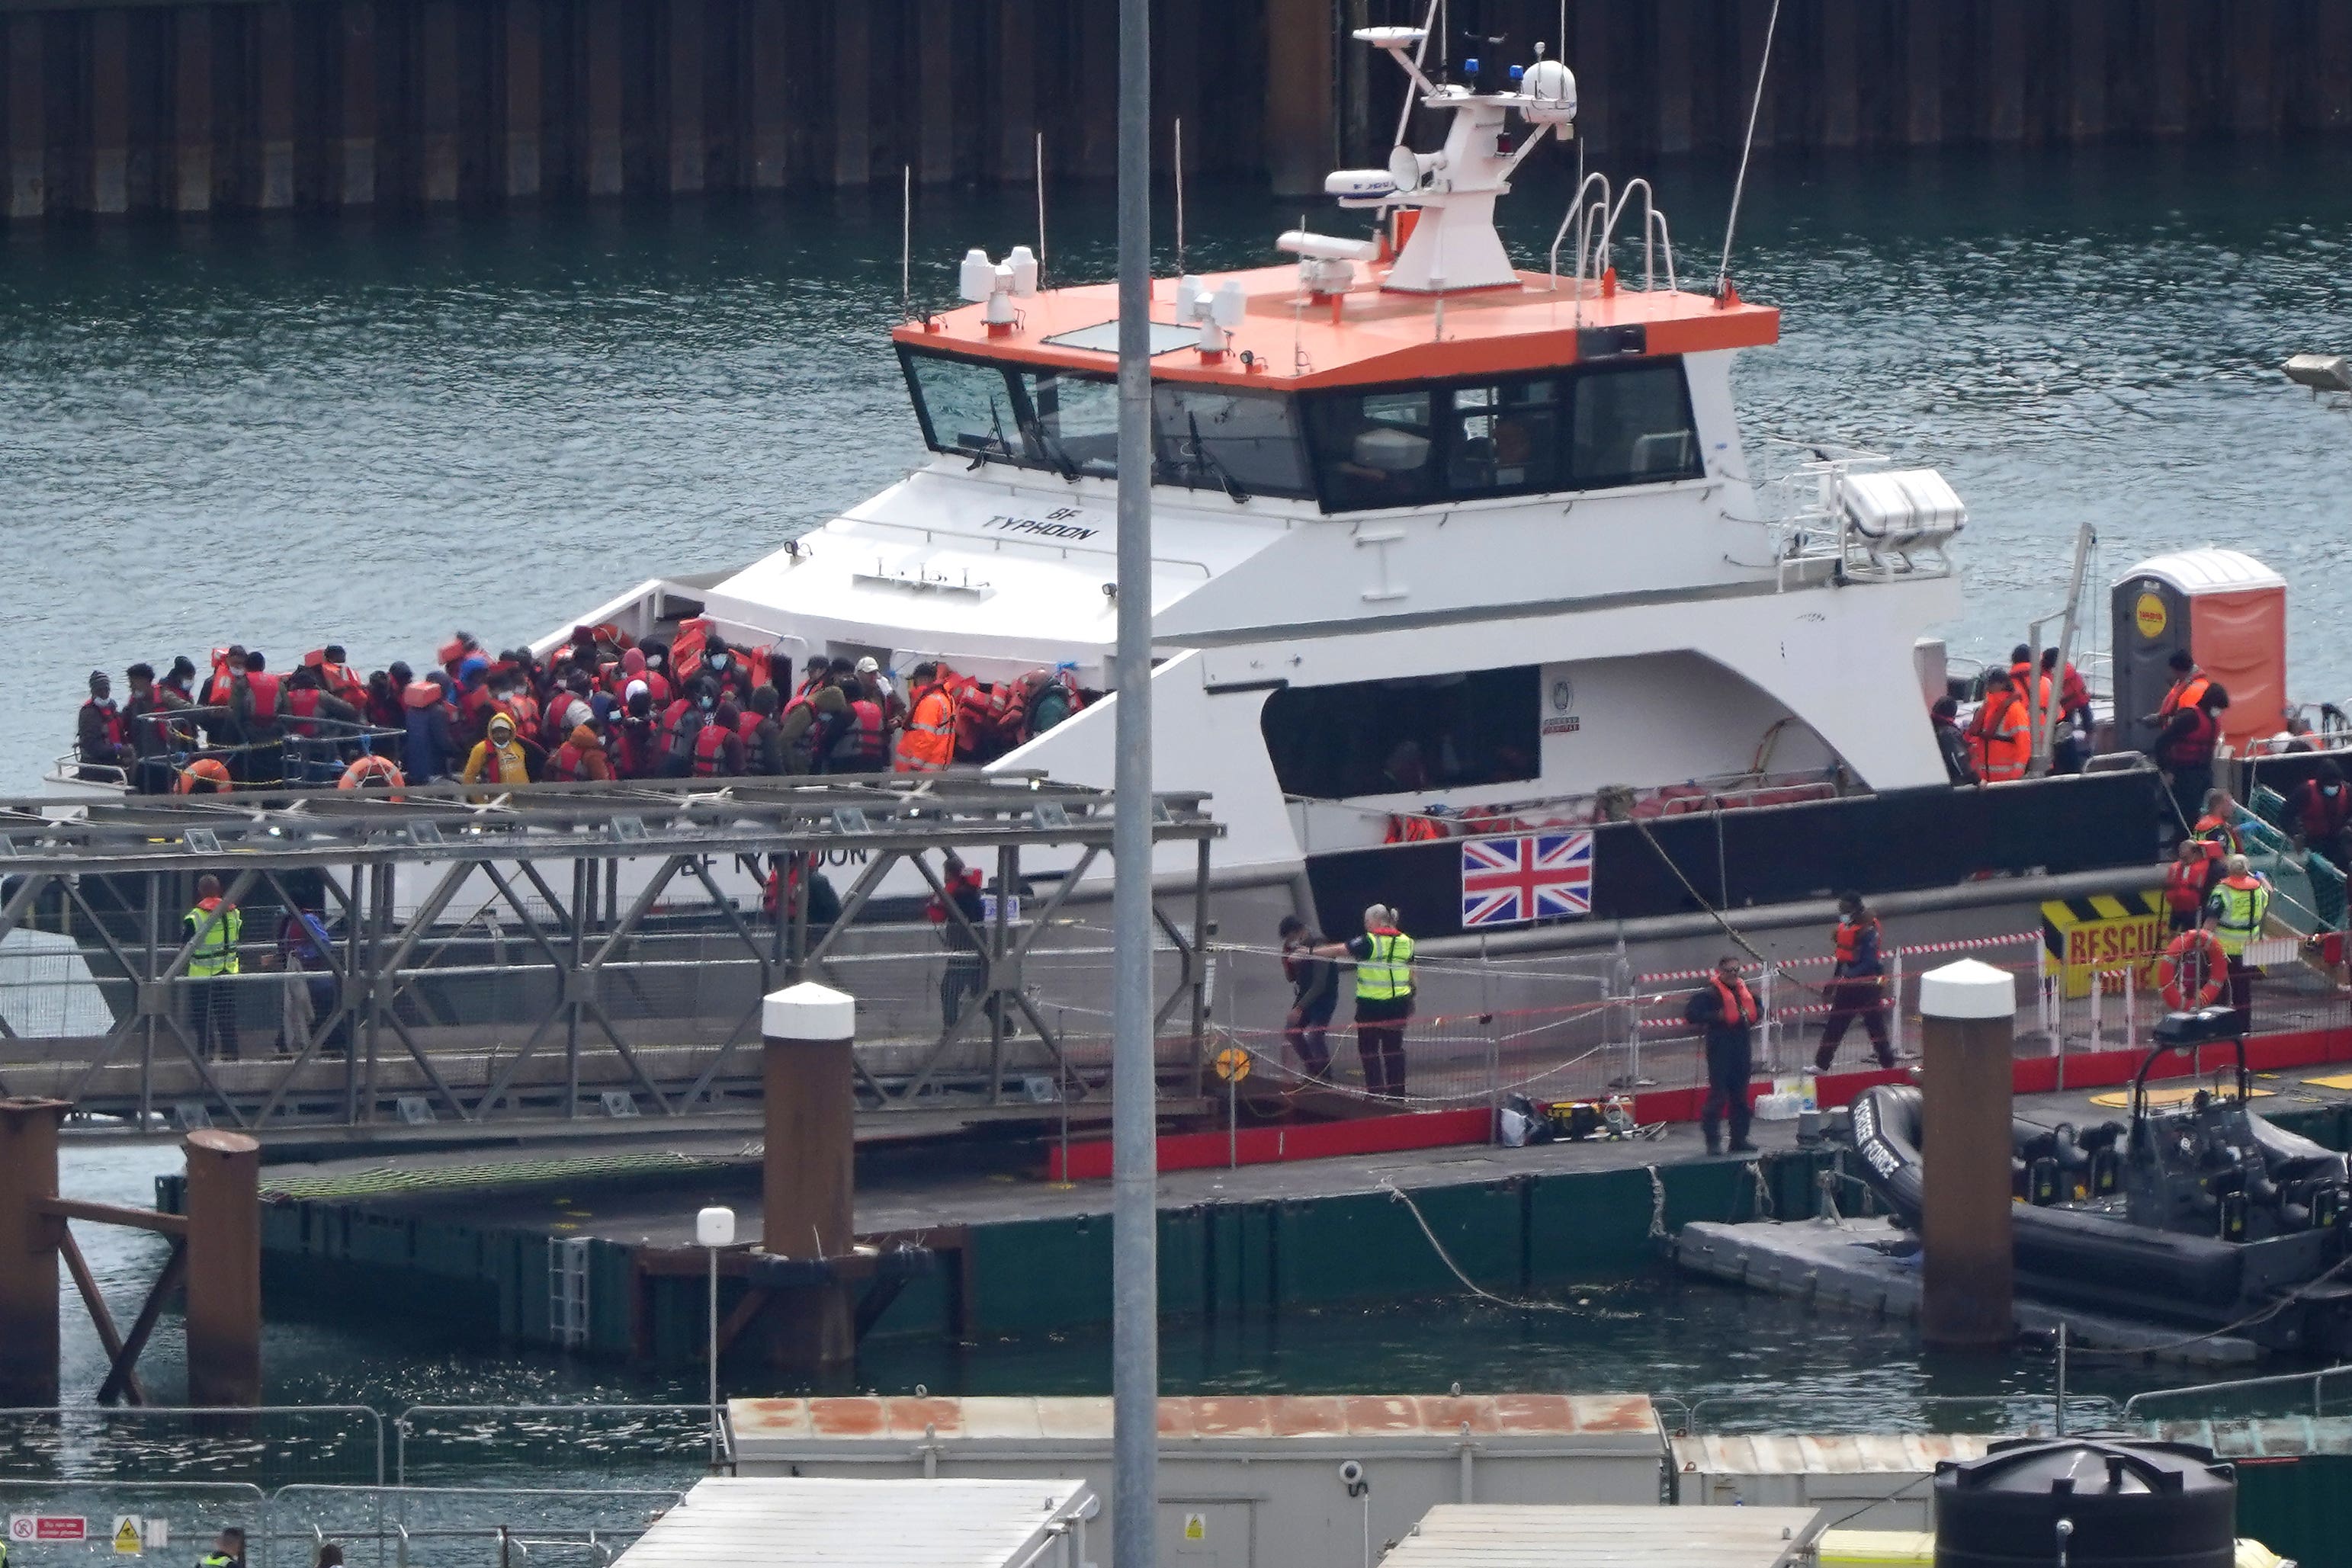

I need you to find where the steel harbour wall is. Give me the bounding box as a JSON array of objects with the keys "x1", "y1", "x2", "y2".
[{"x1": 0, "y1": 0, "x2": 2347, "y2": 220}]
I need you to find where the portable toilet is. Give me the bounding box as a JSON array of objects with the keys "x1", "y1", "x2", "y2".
[{"x1": 2113, "y1": 549, "x2": 2288, "y2": 753}]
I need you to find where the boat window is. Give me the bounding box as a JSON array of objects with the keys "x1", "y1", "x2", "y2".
[
  {"x1": 1302, "y1": 389, "x2": 1441, "y2": 510},
  {"x1": 904, "y1": 351, "x2": 1024, "y2": 464},
  {"x1": 1448, "y1": 379, "x2": 1564, "y2": 493},
  {"x1": 1151, "y1": 384, "x2": 1315, "y2": 499},
  {"x1": 1010, "y1": 367, "x2": 1121, "y2": 477},
  {"x1": 1301, "y1": 358, "x2": 1704, "y2": 510},
  {"x1": 1261, "y1": 665, "x2": 1541, "y2": 800},
  {"x1": 1571, "y1": 361, "x2": 1702, "y2": 486}
]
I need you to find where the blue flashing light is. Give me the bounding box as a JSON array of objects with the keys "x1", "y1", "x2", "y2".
[
  {"x1": 1464, "y1": 57, "x2": 1480, "y2": 77},
  {"x1": 1510, "y1": 64, "x2": 1524, "y2": 82}
]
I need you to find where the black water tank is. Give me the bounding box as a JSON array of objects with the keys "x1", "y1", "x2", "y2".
[{"x1": 1934, "y1": 1438, "x2": 2235, "y2": 1568}]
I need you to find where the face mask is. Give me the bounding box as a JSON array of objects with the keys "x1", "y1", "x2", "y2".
[
  {"x1": 711, "y1": 654, "x2": 727, "y2": 672},
  {"x1": 700, "y1": 696, "x2": 714, "y2": 712}
]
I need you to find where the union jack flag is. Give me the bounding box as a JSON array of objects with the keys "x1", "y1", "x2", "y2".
[{"x1": 1460, "y1": 832, "x2": 1594, "y2": 928}]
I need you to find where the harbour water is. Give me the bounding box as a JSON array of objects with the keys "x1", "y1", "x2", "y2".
[
  {"x1": 5, "y1": 138, "x2": 2351, "y2": 793},
  {"x1": 10, "y1": 134, "x2": 2352, "y2": 1444}
]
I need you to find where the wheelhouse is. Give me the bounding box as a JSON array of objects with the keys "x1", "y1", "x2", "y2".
[{"x1": 897, "y1": 345, "x2": 1708, "y2": 512}]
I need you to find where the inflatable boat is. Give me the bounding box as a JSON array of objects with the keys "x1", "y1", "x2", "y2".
[{"x1": 1847, "y1": 1011, "x2": 2352, "y2": 1354}]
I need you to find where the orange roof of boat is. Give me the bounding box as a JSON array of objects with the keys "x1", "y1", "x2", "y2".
[{"x1": 891, "y1": 264, "x2": 1779, "y2": 390}]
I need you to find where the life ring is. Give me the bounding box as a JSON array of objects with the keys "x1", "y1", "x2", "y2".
[
  {"x1": 337, "y1": 754, "x2": 406, "y2": 800},
  {"x1": 2155, "y1": 928, "x2": 2227, "y2": 1011},
  {"x1": 175, "y1": 757, "x2": 233, "y2": 794}
]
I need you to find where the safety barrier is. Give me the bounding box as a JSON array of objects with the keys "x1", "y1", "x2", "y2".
[
  {"x1": 265, "y1": 1485, "x2": 682, "y2": 1568},
  {"x1": 2121, "y1": 1364, "x2": 2352, "y2": 1425},
  {"x1": 1671, "y1": 1390, "x2": 2122, "y2": 1438},
  {"x1": 0, "y1": 1406, "x2": 386, "y2": 1491},
  {"x1": 390, "y1": 1406, "x2": 725, "y2": 1487}
]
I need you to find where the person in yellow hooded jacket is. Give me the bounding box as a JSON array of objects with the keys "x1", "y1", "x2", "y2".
[{"x1": 461, "y1": 710, "x2": 534, "y2": 794}]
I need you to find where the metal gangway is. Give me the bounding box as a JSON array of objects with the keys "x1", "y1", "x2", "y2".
[{"x1": 0, "y1": 773, "x2": 1221, "y2": 1137}]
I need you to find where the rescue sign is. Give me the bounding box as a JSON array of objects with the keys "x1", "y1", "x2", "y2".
[
  {"x1": 2040, "y1": 890, "x2": 2169, "y2": 999},
  {"x1": 10, "y1": 1518, "x2": 88, "y2": 1543}
]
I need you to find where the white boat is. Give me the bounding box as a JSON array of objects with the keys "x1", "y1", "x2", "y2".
[{"x1": 541, "y1": 27, "x2": 2037, "y2": 938}]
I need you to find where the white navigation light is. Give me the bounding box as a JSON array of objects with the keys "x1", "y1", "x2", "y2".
[
  {"x1": 985, "y1": 264, "x2": 1018, "y2": 326},
  {"x1": 1006, "y1": 245, "x2": 1039, "y2": 297},
  {"x1": 1521, "y1": 57, "x2": 1577, "y2": 123},
  {"x1": 958, "y1": 248, "x2": 996, "y2": 303},
  {"x1": 1325, "y1": 168, "x2": 1397, "y2": 199},
  {"x1": 1277, "y1": 230, "x2": 1379, "y2": 262}
]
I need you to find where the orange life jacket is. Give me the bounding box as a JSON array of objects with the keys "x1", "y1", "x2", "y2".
[
  {"x1": 1385, "y1": 813, "x2": 1447, "y2": 844},
  {"x1": 82, "y1": 699, "x2": 125, "y2": 750},
  {"x1": 692, "y1": 720, "x2": 737, "y2": 777},
  {"x1": 1834, "y1": 915, "x2": 1882, "y2": 972},
  {"x1": 1976, "y1": 693, "x2": 2030, "y2": 781},
  {"x1": 894, "y1": 683, "x2": 957, "y2": 772},
  {"x1": 1708, "y1": 973, "x2": 1758, "y2": 1027},
  {"x1": 829, "y1": 699, "x2": 887, "y2": 771},
  {"x1": 2160, "y1": 672, "x2": 2212, "y2": 718},
  {"x1": 2163, "y1": 855, "x2": 2212, "y2": 915}
]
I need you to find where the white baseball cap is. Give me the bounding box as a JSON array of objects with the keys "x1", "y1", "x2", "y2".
[{"x1": 855, "y1": 656, "x2": 881, "y2": 675}]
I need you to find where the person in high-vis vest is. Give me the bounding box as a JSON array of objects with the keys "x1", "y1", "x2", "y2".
[
  {"x1": 2205, "y1": 854, "x2": 2272, "y2": 1037},
  {"x1": 185, "y1": 874, "x2": 243, "y2": 1063},
  {"x1": 894, "y1": 661, "x2": 957, "y2": 773},
  {"x1": 1315, "y1": 904, "x2": 1415, "y2": 1099},
  {"x1": 1683, "y1": 955, "x2": 1760, "y2": 1156},
  {"x1": 199, "y1": 1525, "x2": 246, "y2": 1568}
]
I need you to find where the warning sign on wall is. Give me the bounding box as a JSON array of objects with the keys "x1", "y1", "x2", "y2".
[{"x1": 2040, "y1": 890, "x2": 2169, "y2": 999}]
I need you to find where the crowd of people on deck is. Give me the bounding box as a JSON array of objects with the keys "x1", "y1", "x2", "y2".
[{"x1": 71, "y1": 624, "x2": 1092, "y2": 794}]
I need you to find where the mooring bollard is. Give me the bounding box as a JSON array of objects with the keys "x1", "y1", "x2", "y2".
[
  {"x1": 0, "y1": 1098, "x2": 69, "y2": 1406},
  {"x1": 183, "y1": 1128, "x2": 263, "y2": 1406},
  {"x1": 761, "y1": 981, "x2": 856, "y2": 1372},
  {"x1": 1917, "y1": 957, "x2": 2017, "y2": 1348}
]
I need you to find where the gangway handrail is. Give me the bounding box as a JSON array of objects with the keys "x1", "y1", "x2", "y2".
[{"x1": 2120, "y1": 1361, "x2": 2352, "y2": 1422}]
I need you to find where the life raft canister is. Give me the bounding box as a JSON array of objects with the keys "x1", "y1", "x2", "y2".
[{"x1": 2154, "y1": 927, "x2": 2228, "y2": 1011}]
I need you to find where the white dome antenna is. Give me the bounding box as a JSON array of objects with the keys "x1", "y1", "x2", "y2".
[{"x1": 958, "y1": 249, "x2": 996, "y2": 304}]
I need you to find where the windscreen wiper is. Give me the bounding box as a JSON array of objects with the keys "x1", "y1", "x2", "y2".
[
  {"x1": 1188, "y1": 412, "x2": 1249, "y2": 502},
  {"x1": 1022, "y1": 415, "x2": 1080, "y2": 482},
  {"x1": 967, "y1": 396, "x2": 1015, "y2": 470}
]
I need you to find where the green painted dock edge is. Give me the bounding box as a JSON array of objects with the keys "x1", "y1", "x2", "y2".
[{"x1": 149, "y1": 1102, "x2": 2352, "y2": 1366}]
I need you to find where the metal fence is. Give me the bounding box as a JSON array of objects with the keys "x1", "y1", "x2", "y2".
[
  {"x1": 390, "y1": 1407, "x2": 721, "y2": 1488},
  {"x1": 0, "y1": 1407, "x2": 386, "y2": 1490}
]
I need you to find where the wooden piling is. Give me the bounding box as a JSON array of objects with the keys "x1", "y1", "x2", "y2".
[
  {"x1": 584, "y1": 0, "x2": 623, "y2": 195},
  {"x1": 1816, "y1": 0, "x2": 1859, "y2": 149},
  {"x1": 1979, "y1": 0, "x2": 2026, "y2": 143},
  {"x1": 745, "y1": 0, "x2": 787, "y2": 187},
  {"x1": 665, "y1": 0, "x2": 703, "y2": 193},
  {"x1": 915, "y1": 0, "x2": 951, "y2": 184},
  {"x1": 1917, "y1": 960, "x2": 2016, "y2": 1349},
  {"x1": 1264, "y1": 0, "x2": 1331, "y2": 196},
  {"x1": 419, "y1": 0, "x2": 460, "y2": 201},
  {"x1": 1902, "y1": 2, "x2": 1942, "y2": 146},
  {"x1": 991, "y1": 0, "x2": 1032, "y2": 184},
  {"x1": 2230, "y1": 0, "x2": 2276, "y2": 136},
  {"x1": 2066, "y1": 0, "x2": 2107, "y2": 141},
  {"x1": 183, "y1": 1128, "x2": 262, "y2": 1407},
  {"x1": 761, "y1": 982, "x2": 855, "y2": 1372},
  {"x1": 88, "y1": 8, "x2": 129, "y2": 213},
  {"x1": 8, "y1": 14, "x2": 45, "y2": 219},
  {"x1": 1651, "y1": 0, "x2": 1692, "y2": 157},
  {"x1": 171, "y1": 4, "x2": 211, "y2": 213},
  {"x1": 829, "y1": 0, "x2": 868, "y2": 187},
  {"x1": 254, "y1": 2, "x2": 296, "y2": 207},
  {"x1": 0, "y1": 1099, "x2": 67, "y2": 1408},
  {"x1": 335, "y1": 0, "x2": 376, "y2": 204},
  {"x1": 504, "y1": 0, "x2": 542, "y2": 198}
]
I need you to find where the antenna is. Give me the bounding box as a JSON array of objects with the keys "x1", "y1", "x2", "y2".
[
  {"x1": 1035, "y1": 131, "x2": 1048, "y2": 287},
  {"x1": 1715, "y1": 0, "x2": 1782, "y2": 297},
  {"x1": 1173, "y1": 118, "x2": 1186, "y2": 276},
  {"x1": 900, "y1": 165, "x2": 912, "y2": 320}
]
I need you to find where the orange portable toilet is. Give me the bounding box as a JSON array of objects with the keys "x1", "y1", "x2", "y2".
[{"x1": 2112, "y1": 549, "x2": 2288, "y2": 752}]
